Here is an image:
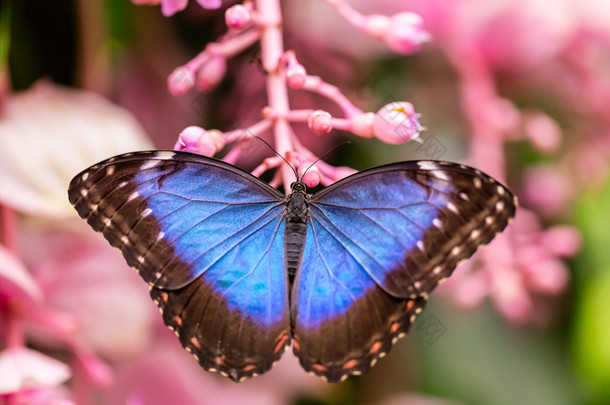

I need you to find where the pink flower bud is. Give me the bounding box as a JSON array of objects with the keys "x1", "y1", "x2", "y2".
[
  {"x1": 299, "y1": 163, "x2": 320, "y2": 188},
  {"x1": 161, "y1": 0, "x2": 188, "y2": 17},
  {"x1": 307, "y1": 110, "x2": 332, "y2": 135},
  {"x1": 196, "y1": 55, "x2": 227, "y2": 91},
  {"x1": 522, "y1": 165, "x2": 574, "y2": 215},
  {"x1": 541, "y1": 226, "x2": 582, "y2": 257},
  {"x1": 167, "y1": 66, "x2": 195, "y2": 96},
  {"x1": 174, "y1": 126, "x2": 225, "y2": 156},
  {"x1": 384, "y1": 12, "x2": 430, "y2": 54},
  {"x1": 523, "y1": 111, "x2": 562, "y2": 154},
  {"x1": 195, "y1": 0, "x2": 222, "y2": 10},
  {"x1": 372, "y1": 102, "x2": 423, "y2": 144},
  {"x1": 523, "y1": 259, "x2": 570, "y2": 294},
  {"x1": 286, "y1": 64, "x2": 307, "y2": 89},
  {"x1": 225, "y1": 4, "x2": 251, "y2": 30}
]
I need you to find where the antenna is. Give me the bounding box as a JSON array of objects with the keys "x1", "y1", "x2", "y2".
[
  {"x1": 251, "y1": 136, "x2": 299, "y2": 180},
  {"x1": 251, "y1": 137, "x2": 351, "y2": 183},
  {"x1": 300, "y1": 141, "x2": 351, "y2": 181}
]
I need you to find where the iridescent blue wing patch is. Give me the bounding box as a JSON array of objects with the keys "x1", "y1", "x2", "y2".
[
  {"x1": 68, "y1": 151, "x2": 290, "y2": 381},
  {"x1": 291, "y1": 161, "x2": 516, "y2": 382}
]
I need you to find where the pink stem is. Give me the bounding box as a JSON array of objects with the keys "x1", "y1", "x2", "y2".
[
  {"x1": 323, "y1": 0, "x2": 367, "y2": 28},
  {"x1": 185, "y1": 28, "x2": 261, "y2": 72},
  {"x1": 303, "y1": 75, "x2": 364, "y2": 117},
  {"x1": 0, "y1": 204, "x2": 17, "y2": 253},
  {"x1": 5, "y1": 313, "x2": 24, "y2": 349},
  {"x1": 256, "y1": 0, "x2": 294, "y2": 193},
  {"x1": 223, "y1": 118, "x2": 273, "y2": 143}
]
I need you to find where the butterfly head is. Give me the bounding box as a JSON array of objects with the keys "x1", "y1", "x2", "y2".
[{"x1": 290, "y1": 181, "x2": 307, "y2": 194}]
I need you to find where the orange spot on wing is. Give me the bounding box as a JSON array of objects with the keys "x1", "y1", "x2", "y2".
[
  {"x1": 214, "y1": 356, "x2": 224, "y2": 365},
  {"x1": 273, "y1": 332, "x2": 289, "y2": 354},
  {"x1": 243, "y1": 364, "x2": 257, "y2": 372},
  {"x1": 369, "y1": 341, "x2": 383, "y2": 354},
  {"x1": 311, "y1": 364, "x2": 326, "y2": 372},
  {"x1": 292, "y1": 338, "x2": 300, "y2": 351},
  {"x1": 406, "y1": 300, "x2": 415, "y2": 311},
  {"x1": 190, "y1": 337, "x2": 202, "y2": 350},
  {"x1": 161, "y1": 292, "x2": 169, "y2": 303},
  {"x1": 342, "y1": 359, "x2": 358, "y2": 370},
  {"x1": 174, "y1": 316, "x2": 183, "y2": 326}
]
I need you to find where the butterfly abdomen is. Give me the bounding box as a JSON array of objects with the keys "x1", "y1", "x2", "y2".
[{"x1": 285, "y1": 189, "x2": 309, "y2": 280}]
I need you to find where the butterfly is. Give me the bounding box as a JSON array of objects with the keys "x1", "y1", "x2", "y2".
[{"x1": 68, "y1": 150, "x2": 516, "y2": 383}]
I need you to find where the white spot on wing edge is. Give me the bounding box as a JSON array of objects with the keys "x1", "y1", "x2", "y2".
[
  {"x1": 473, "y1": 178, "x2": 482, "y2": 188},
  {"x1": 447, "y1": 202, "x2": 458, "y2": 214},
  {"x1": 156, "y1": 151, "x2": 176, "y2": 160},
  {"x1": 432, "y1": 218, "x2": 442, "y2": 229},
  {"x1": 81, "y1": 172, "x2": 89, "y2": 181},
  {"x1": 431, "y1": 170, "x2": 450, "y2": 181},
  {"x1": 417, "y1": 161, "x2": 437, "y2": 170},
  {"x1": 106, "y1": 166, "x2": 115, "y2": 175},
  {"x1": 157, "y1": 231, "x2": 165, "y2": 241},
  {"x1": 141, "y1": 159, "x2": 161, "y2": 171},
  {"x1": 128, "y1": 191, "x2": 139, "y2": 201},
  {"x1": 142, "y1": 208, "x2": 153, "y2": 217}
]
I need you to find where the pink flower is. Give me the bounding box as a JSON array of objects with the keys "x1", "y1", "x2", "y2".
[
  {"x1": 522, "y1": 164, "x2": 575, "y2": 216},
  {"x1": 372, "y1": 102, "x2": 423, "y2": 144},
  {"x1": 307, "y1": 110, "x2": 333, "y2": 135},
  {"x1": 382, "y1": 12, "x2": 431, "y2": 54},
  {"x1": 131, "y1": 0, "x2": 221, "y2": 17},
  {"x1": 0, "y1": 347, "x2": 72, "y2": 397},
  {"x1": 0, "y1": 81, "x2": 152, "y2": 218},
  {"x1": 522, "y1": 111, "x2": 562, "y2": 154},
  {"x1": 225, "y1": 4, "x2": 252, "y2": 30},
  {"x1": 167, "y1": 66, "x2": 196, "y2": 96},
  {"x1": 174, "y1": 126, "x2": 226, "y2": 156},
  {"x1": 299, "y1": 162, "x2": 321, "y2": 188}
]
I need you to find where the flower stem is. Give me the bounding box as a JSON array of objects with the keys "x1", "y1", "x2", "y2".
[{"x1": 256, "y1": 0, "x2": 294, "y2": 192}]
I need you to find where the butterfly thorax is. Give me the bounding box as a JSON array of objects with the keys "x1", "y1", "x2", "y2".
[{"x1": 284, "y1": 182, "x2": 309, "y2": 282}]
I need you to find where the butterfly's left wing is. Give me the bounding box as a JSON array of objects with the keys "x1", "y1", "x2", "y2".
[
  {"x1": 68, "y1": 151, "x2": 291, "y2": 381},
  {"x1": 291, "y1": 160, "x2": 516, "y2": 382}
]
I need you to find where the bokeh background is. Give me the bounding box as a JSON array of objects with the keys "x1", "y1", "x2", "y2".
[{"x1": 1, "y1": 0, "x2": 610, "y2": 404}]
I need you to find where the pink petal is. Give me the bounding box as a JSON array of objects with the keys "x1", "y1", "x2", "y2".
[
  {"x1": 0, "y1": 81, "x2": 152, "y2": 218},
  {"x1": 22, "y1": 228, "x2": 155, "y2": 360},
  {"x1": 195, "y1": 0, "x2": 222, "y2": 10},
  {"x1": 0, "y1": 246, "x2": 41, "y2": 302},
  {"x1": 161, "y1": 0, "x2": 188, "y2": 16},
  {"x1": 0, "y1": 347, "x2": 71, "y2": 394}
]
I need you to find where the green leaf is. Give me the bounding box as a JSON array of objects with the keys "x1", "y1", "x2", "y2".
[
  {"x1": 0, "y1": 0, "x2": 11, "y2": 73},
  {"x1": 571, "y1": 177, "x2": 610, "y2": 402}
]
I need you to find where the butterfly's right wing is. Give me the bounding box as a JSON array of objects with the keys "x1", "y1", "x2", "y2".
[
  {"x1": 68, "y1": 151, "x2": 291, "y2": 381},
  {"x1": 291, "y1": 160, "x2": 516, "y2": 382}
]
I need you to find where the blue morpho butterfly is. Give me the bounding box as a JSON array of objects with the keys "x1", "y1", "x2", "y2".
[{"x1": 68, "y1": 150, "x2": 516, "y2": 383}]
